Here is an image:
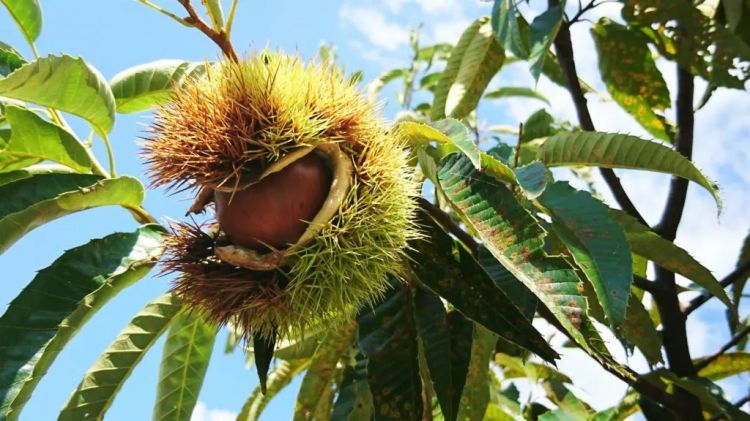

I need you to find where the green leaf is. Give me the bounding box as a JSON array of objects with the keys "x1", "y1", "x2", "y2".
[
  {"x1": 528, "y1": 6, "x2": 563, "y2": 81},
  {"x1": 293, "y1": 322, "x2": 356, "y2": 421},
  {"x1": 492, "y1": 0, "x2": 528, "y2": 59},
  {"x1": 610, "y1": 210, "x2": 732, "y2": 309},
  {"x1": 274, "y1": 330, "x2": 325, "y2": 361},
  {"x1": 358, "y1": 283, "x2": 422, "y2": 421},
  {"x1": 0, "y1": 105, "x2": 92, "y2": 172},
  {"x1": 455, "y1": 325, "x2": 496, "y2": 421},
  {"x1": 622, "y1": 293, "x2": 663, "y2": 365},
  {"x1": 0, "y1": 163, "x2": 73, "y2": 186},
  {"x1": 537, "y1": 131, "x2": 722, "y2": 211},
  {"x1": 591, "y1": 18, "x2": 674, "y2": 141},
  {"x1": 110, "y1": 60, "x2": 206, "y2": 114},
  {"x1": 514, "y1": 161, "x2": 547, "y2": 199},
  {"x1": 0, "y1": 226, "x2": 165, "y2": 420},
  {"x1": 396, "y1": 119, "x2": 481, "y2": 169},
  {"x1": 696, "y1": 352, "x2": 750, "y2": 380},
  {"x1": 0, "y1": 55, "x2": 116, "y2": 137},
  {"x1": 367, "y1": 68, "x2": 407, "y2": 102},
  {"x1": 59, "y1": 293, "x2": 182, "y2": 420},
  {"x1": 410, "y1": 212, "x2": 559, "y2": 362},
  {"x1": 0, "y1": 0, "x2": 41, "y2": 43},
  {"x1": 0, "y1": 41, "x2": 25, "y2": 77},
  {"x1": 330, "y1": 352, "x2": 373, "y2": 421},
  {"x1": 484, "y1": 87, "x2": 549, "y2": 104},
  {"x1": 237, "y1": 360, "x2": 309, "y2": 421},
  {"x1": 0, "y1": 173, "x2": 144, "y2": 254},
  {"x1": 543, "y1": 381, "x2": 595, "y2": 419},
  {"x1": 253, "y1": 332, "x2": 276, "y2": 394},
  {"x1": 413, "y1": 289, "x2": 473, "y2": 421},
  {"x1": 432, "y1": 17, "x2": 505, "y2": 120},
  {"x1": 495, "y1": 354, "x2": 571, "y2": 384},
  {"x1": 201, "y1": 0, "x2": 224, "y2": 30},
  {"x1": 478, "y1": 246, "x2": 537, "y2": 319},
  {"x1": 437, "y1": 153, "x2": 622, "y2": 369},
  {"x1": 153, "y1": 311, "x2": 218, "y2": 421},
  {"x1": 539, "y1": 181, "x2": 632, "y2": 327},
  {"x1": 623, "y1": 0, "x2": 750, "y2": 89}
]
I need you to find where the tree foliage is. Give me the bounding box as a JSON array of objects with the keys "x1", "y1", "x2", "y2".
[{"x1": 1, "y1": 0, "x2": 749, "y2": 420}]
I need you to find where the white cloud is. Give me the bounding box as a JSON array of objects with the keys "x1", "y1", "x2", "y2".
[
  {"x1": 382, "y1": 0, "x2": 462, "y2": 14},
  {"x1": 191, "y1": 401, "x2": 237, "y2": 421},
  {"x1": 339, "y1": 5, "x2": 410, "y2": 51}
]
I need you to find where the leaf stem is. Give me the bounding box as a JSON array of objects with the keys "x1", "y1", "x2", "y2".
[
  {"x1": 101, "y1": 134, "x2": 117, "y2": 177},
  {"x1": 683, "y1": 260, "x2": 750, "y2": 315},
  {"x1": 225, "y1": 0, "x2": 240, "y2": 37},
  {"x1": 136, "y1": 0, "x2": 192, "y2": 26},
  {"x1": 177, "y1": 0, "x2": 239, "y2": 62}
]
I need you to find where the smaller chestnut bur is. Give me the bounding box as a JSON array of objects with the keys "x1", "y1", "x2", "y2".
[
  {"x1": 214, "y1": 153, "x2": 332, "y2": 249},
  {"x1": 145, "y1": 52, "x2": 419, "y2": 341}
]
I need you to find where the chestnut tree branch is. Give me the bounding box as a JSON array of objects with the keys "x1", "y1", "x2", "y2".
[
  {"x1": 694, "y1": 325, "x2": 750, "y2": 371},
  {"x1": 548, "y1": 0, "x2": 648, "y2": 227},
  {"x1": 684, "y1": 259, "x2": 750, "y2": 315}
]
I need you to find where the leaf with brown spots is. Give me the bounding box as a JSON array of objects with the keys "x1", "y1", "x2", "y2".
[
  {"x1": 437, "y1": 153, "x2": 619, "y2": 370},
  {"x1": 591, "y1": 18, "x2": 674, "y2": 142},
  {"x1": 410, "y1": 211, "x2": 558, "y2": 362}
]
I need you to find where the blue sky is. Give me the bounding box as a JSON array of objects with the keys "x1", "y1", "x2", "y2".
[{"x1": 1, "y1": 0, "x2": 749, "y2": 420}]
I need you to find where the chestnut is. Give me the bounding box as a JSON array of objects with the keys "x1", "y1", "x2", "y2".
[{"x1": 214, "y1": 153, "x2": 332, "y2": 249}]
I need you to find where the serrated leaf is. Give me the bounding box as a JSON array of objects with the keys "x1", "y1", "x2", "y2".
[
  {"x1": 0, "y1": 225, "x2": 165, "y2": 420},
  {"x1": 330, "y1": 352, "x2": 373, "y2": 421},
  {"x1": 622, "y1": 292, "x2": 663, "y2": 365},
  {"x1": 0, "y1": 173, "x2": 144, "y2": 254},
  {"x1": 610, "y1": 210, "x2": 732, "y2": 309},
  {"x1": 253, "y1": 332, "x2": 276, "y2": 395},
  {"x1": 358, "y1": 283, "x2": 422, "y2": 421},
  {"x1": 0, "y1": 55, "x2": 115, "y2": 137},
  {"x1": 293, "y1": 322, "x2": 356, "y2": 421},
  {"x1": 0, "y1": 164, "x2": 73, "y2": 186},
  {"x1": 437, "y1": 153, "x2": 621, "y2": 368},
  {"x1": 591, "y1": 18, "x2": 674, "y2": 141},
  {"x1": 537, "y1": 131, "x2": 722, "y2": 211},
  {"x1": 413, "y1": 289, "x2": 473, "y2": 421},
  {"x1": 543, "y1": 381, "x2": 595, "y2": 419},
  {"x1": 153, "y1": 311, "x2": 218, "y2": 421},
  {"x1": 410, "y1": 212, "x2": 559, "y2": 362},
  {"x1": 491, "y1": 0, "x2": 528, "y2": 59},
  {"x1": 59, "y1": 293, "x2": 181, "y2": 421},
  {"x1": 539, "y1": 181, "x2": 632, "y2": 327},
  {"x1": 0, "y1": 0, "x2": 41, "y2": 43},
  {"x1": 484, "y1": 86, "x2": 549, "y2": 104},
  {"x1": 237, "y1": 359, "x2": 309, "y2": 421},
  {"x1": 396, "y1": 119, "x2": 481, "y2": 169},
  {"x1": 521, "y1": 109, "x2": 556, "y2": 142},
  {"x1": 0, "y1": 105, "x2": 92, "y2": 172},
  {"x1": 0, "y1": 41, "x2": 25, "y2": 77},
  {"x1": 456, "y1": 325, "x2": 496, "y2": 421},
  {"x1": 528, "y1": 6, "x2": 563, "y2": 81},
  {"x1": 110, "y1": 60, "x2": 206, "y2": 114},
  {"x1": 274, "y1": 329, "x2": 324, "y2": 361},
  {"x1": 478, "y1": 246, "x2": 537, "y2": 319},
  {"x1": 432, "y1": 17, "x2": 505, "y2": 120},
  {"x1": 696, "y1": 352, "x2": 750, "y2": 380}
]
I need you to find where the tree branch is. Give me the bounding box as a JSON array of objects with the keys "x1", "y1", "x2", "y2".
[
  {"x1": 549, "y1": 0, "x2": 648, "y2": 227},
  {"x1": 694, "y1": 325, "x2": 750, "y2": 371},
  {"x1": 177, "y1": 0, "x2": 238, "y2": 62},
  {"x1": 417, "y1": 197, "x2": 479, "y2": 256},
  {"x1": 683, "y1": 259, "x2": 750, "y2": 315}
]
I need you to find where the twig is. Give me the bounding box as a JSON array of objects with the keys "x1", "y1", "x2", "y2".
[
  {"x1": 513, "y1": 123, "x2": 523, "y2": 168},
  {"x1": 416, "y1": 197, "x2": 479, "y2": 256},
  {"x1": 548, "y1": 0, "x2": 648, "y2": 227},
  {"x1": 683, "y1": 260, "x2": 750, "y2": 315},
  {"x1": 177, "y1": 0, "x2": 239, "y2": 62},
  {"x1": 568, "y1": 0, "x2": 597, "y2": 25},
  {"x1": 707, "y1": 395, "x2": 750, "y2": 421},
  {"x1": 694, "y1": 325, "x2": 750, "y2": 371}
]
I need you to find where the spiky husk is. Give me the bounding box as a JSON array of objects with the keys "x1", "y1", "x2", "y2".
[{"x1": 149, "y1": 52, "x2": 419, "y2": 339}]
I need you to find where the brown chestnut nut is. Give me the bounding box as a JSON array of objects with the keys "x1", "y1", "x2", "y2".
[{"x1": 214, "y1": 153, "x2": 332, "y2": 249}]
